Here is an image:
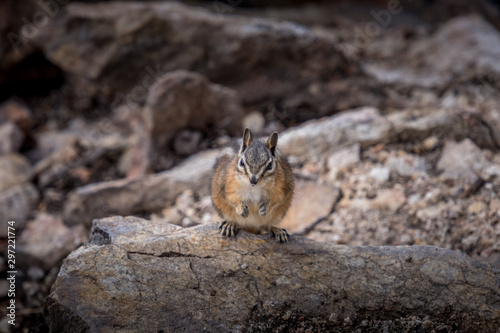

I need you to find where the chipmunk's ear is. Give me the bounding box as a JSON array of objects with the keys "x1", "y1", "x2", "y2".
[
  {"x1": 240, "y1": 128, "x2": 253, "y2": 154},
  {"x1": 266, "y1": 132, "x2": 278, "y2": 156}
]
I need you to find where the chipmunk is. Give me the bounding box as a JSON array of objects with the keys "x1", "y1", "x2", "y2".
[{"x1": 211, "y1": 128, "x2": 294, "y2": 242}]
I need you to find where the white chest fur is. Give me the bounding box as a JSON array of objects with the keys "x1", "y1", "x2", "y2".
[{"x1": 237, "y1": 181, "x2": 268, "y2": 203}]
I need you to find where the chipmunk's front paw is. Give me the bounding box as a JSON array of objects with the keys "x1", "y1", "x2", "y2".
[
  {"x1": 270, "y1": 227, "x2": 289, "y2": 243},
  {"x1": 259, "y1": 202, "x2": 268, "y2": 216},
  {"x1": 219, "y1": 221, "x2": 238, "y2": 237},
  {"x1": 241, "y1": 203, "x2": 249, "y2": 218}
]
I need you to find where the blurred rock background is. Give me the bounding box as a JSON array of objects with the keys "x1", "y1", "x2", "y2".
[{"x1": 0, "y1": 0, "x2": 500, "y2": 331}]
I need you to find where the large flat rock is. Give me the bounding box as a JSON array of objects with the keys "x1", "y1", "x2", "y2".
[{"x1": 44, "y1": 216, "x2": 500, "y2": 332}]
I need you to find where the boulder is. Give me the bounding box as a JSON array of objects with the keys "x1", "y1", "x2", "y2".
[
  {"x1": 145, "y1": 70, "x2": 244, "y2": 149},
  {"x1": 32, "y1": 2, "x2": 345, "y2": 106},
  {"x1": 44, "y1": 216, "x2": 500, "y2": 332},
  {"x1": 63, "y1": 150, "x2": 218, "y2": 226}
]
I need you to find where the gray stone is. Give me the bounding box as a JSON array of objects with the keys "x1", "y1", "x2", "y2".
[
  {"x1": 44, "y1": 216, "x2": 500, "y2": 332},
  {"x1": 0, "y1": 183, "x2": 39, "y2": 236},
  {"x1": 145, "y1": 70, "x2": 244, "y2": 149},
  {"x1": 385, "y1": 152, "x2": 428, "y2": 177},
  {"x1": 63, "y1": 150, "x2": 218, "y2": 226},
  {"x1": 279, "y1": 107, "x2": 391, "y2": 161},
  {"x1": 387, "y1": 108, "x2": 463, "y2": 142},
  {"x1": 369, "y1": 167, "x2": 390, "y2": 183},
  {"x1": 326, "y1": 144, "x2": 360, "y2": 181},
  {"x1": 437, "y1": 139, "x2": 488, "y2": 183}
]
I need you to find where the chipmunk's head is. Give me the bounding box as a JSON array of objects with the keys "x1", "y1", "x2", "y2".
[{"x1": 237, "y1": 128, "x2": 278, "y2": 186}]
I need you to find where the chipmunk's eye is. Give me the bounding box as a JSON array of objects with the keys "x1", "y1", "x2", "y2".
[
  {"x1": 266, "y1": 162, "x2": 273, "y2": 171},
  {"x1": 239, "y1": 159, "x2": 245, "y2": 167}
]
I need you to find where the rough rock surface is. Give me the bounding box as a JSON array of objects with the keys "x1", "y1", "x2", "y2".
[
  {"x1": 145, "y1": 70, "x2": 244, "y2": 149},
  {"x1": 32, "y1": 2, "x2": 344, "y2": 106},
  {"x1": 44, "y1": 216, "x2": 500, "y2": 332}
]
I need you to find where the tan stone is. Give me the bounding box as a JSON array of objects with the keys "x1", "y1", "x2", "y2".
[
  {"x1": 280, "y1": 180, "x2": 340, "y2": 234},
  {"x1": 18, "y1": 213, "x2": 86, "y2": 270}
]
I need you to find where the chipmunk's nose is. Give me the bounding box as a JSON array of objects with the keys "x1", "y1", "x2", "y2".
[{"x1": 250, "y1": 175, "x2": 258, "y2": 186}]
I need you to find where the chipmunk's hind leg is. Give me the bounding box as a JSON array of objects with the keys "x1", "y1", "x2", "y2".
[
  {"x1": 269, "y1": 226, "x2": 289, "y2": 243},
  {"x1": 219, "y1": 221, "x2": 238, "y2": 237}
]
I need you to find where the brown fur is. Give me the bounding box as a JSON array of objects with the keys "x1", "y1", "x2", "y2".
[{"x1": 211, "y1": 130, "x2": 294, "y2": 237}]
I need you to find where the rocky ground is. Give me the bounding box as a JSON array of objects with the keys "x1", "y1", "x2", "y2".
[{"x1": 0, "y1": 0, "x2": 500, "y2": 331}]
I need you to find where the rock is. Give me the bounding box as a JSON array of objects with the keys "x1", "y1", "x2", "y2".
[
  {"x1": 63, "y1": 150, "x2": 218, "y2": 227},
  {"x1": 280, "y1": 180, "x2": 341, "y2": 234},
  {"x1": 369, "y1": 166, "x2": 390, "y2": 183},
  {"x1": 437, "y1": 139, "x2": 488, "y2": 183},
  {"x1": 0, "y1": 183, "x2": 39, "y2": 237},
  {"x1": 0, "y1": 98, "x2": 33, "y2": 133},
  {"x1": 467, "y1": 201, "x2": 488, "y2": 217},
  {"x1": 416, "y1": 204, "x2": 446, "y2": 223},
  {"x1": 0, "y1": 121, "x2": 24, "y2": 154},
  {"x1": 483, "y1": 107, "x2": 500, "y2": 148},
  {"x1": 29, "y1": 130, "x2": 77, "y2": 163},
  {"x1": 145, "y1": 70, "x2": 244, "y2": 149},
  {"x1": 89, "y1": 216, "x2": 182, "y2": 246},
  {"x1": 243, "y1": 111, "x2": 266, "y2": 135},
  {"x1": 279, "y1": 107, "x2": 391, "y2": 161},
  {"x1": 115, "y1": 104, "x2": 152, "y2": 178},
  {"x1": 490, "y1": 199, "x2": 500, "y2": 217},
  {"x1": 385, "y1": 152, "x2": 428, "y2": 177},
  {"x1": 33, "y1": 2, "x2": 344, "y2": 106},
  {"x1": 44, "y1": 216, "x2": 500, "y2": 332},
  {"x1": 172, "y1": 129, "x2": 203, "y2": 156},
  {"x1": 33, "y1": 130, "x2": 128, "y2": 189},
  {"x1": 343, "y1": 188, "x2": 406, "y2": 213},
  {"x1": 18, "y1": 213, "x2": 86, "y2": 270},
  {"x1": 364, "y1": 15, "x2": 500, "y2": 89},
  {"x1": 387, "y1": 108, "x2": 462, "y2": 142},
  {"x1": 0, "y1": 153, "x2": 32, "y2": 192},
  {"x1": 326, "y1": 144, "x2": 360, "y2": 181}
]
